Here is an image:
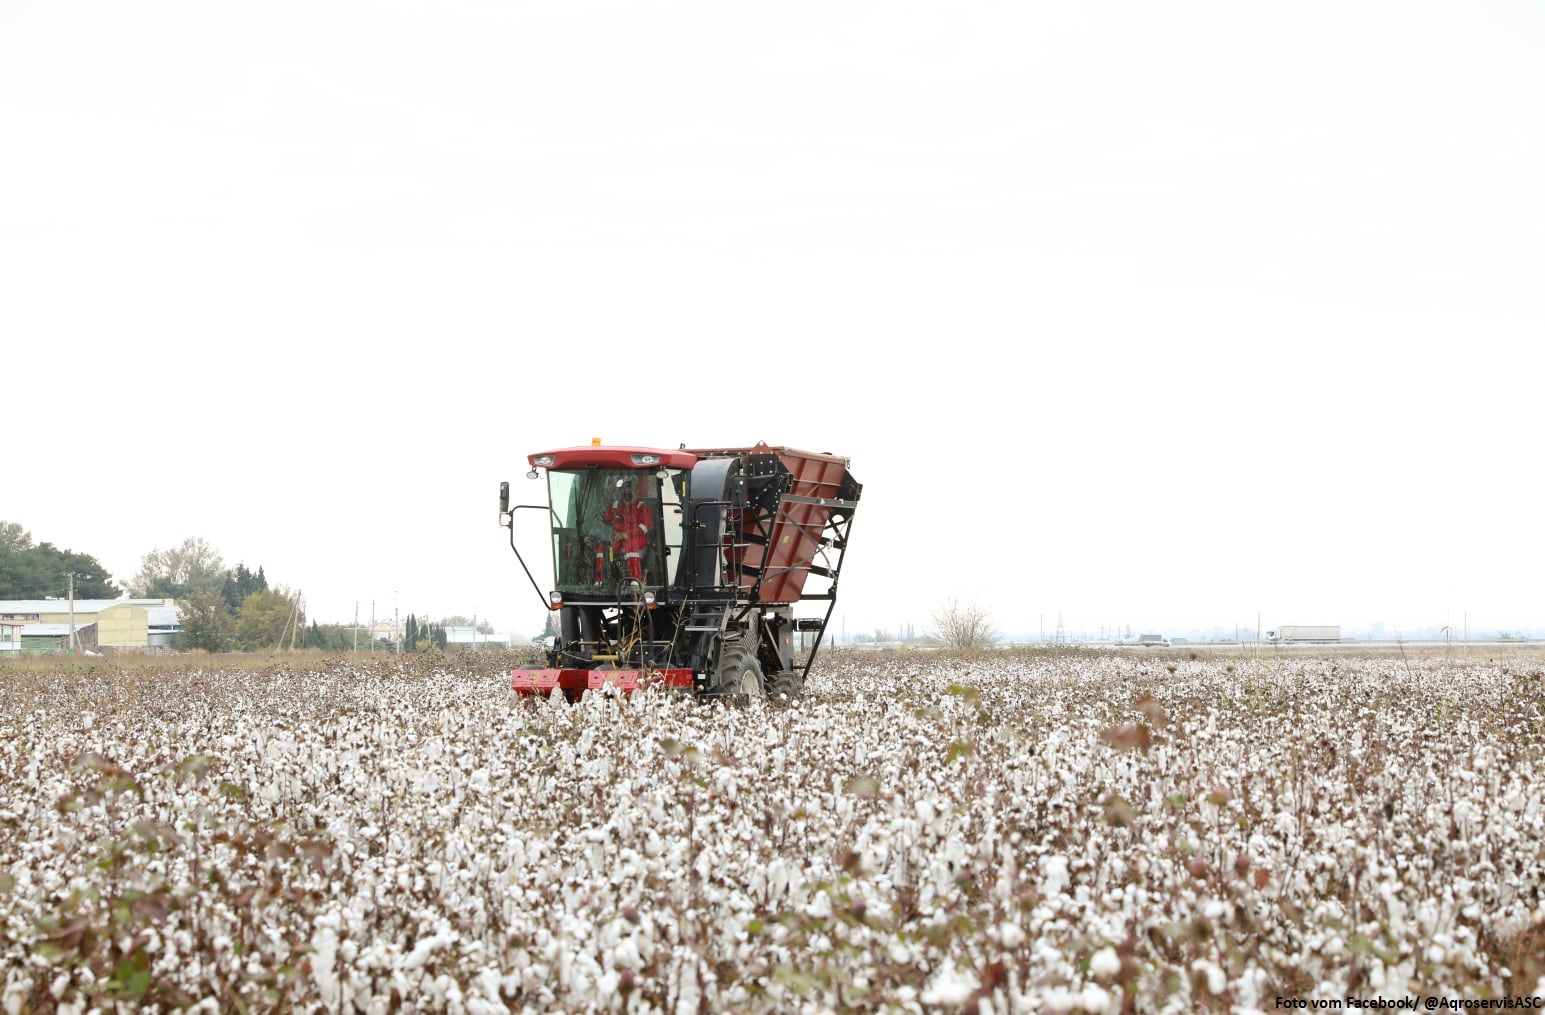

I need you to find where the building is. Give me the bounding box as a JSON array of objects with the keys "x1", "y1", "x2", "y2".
[
  {"x1": 445, "y1": 626, "x2": 510, "y2": 650},
  {"x1": 0, "y1": 619, "x2": 25, "y2": 655},
  {"x1": 18, "y1": 623, "x2": 98, "y2": 655},
  {"x1": 368, "y1": 620, "x2": 400, "y2": 648},
  {"x1": 0, "y1": 599, "x2": 179, "y2": 651}
]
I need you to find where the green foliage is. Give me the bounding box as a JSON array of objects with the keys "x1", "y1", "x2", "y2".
[
  {"x1": 234, "y1": 589, "x2": 303, "y2": 651},
  {"x1": 0, "y1": 521, "x2": 121, "y2": 598},
  {"x1": 178, "y1": 590, "x2": 236, "y2": 653},
  {"x1": 220, "y1": 563, "x2": 268, "y2": 612},
  {"x1": 36, "y1": 748, "x2": 339, "y2": 1010},
  {"x1": 301, "y1": 621, "x2": 362, "y2": 652},
  {"x1": 397, "y1": 613, "x2": 447, "y2": 653}
]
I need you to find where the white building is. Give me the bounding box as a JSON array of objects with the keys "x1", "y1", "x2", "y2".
[{"x1": 444, "y1": 626, "x2": 510, "y2": 650}]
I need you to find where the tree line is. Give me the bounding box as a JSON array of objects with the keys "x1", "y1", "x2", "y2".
[
  {"x1": 129, "y1": 537, "x2": 301, "y2": 653},
  {"x1": 0, "y1": 524, "x2": 303, "y2": 653},
  {"x1": 4, "y1": 523, "x2": 497, "y2": 655},
  {"x1": 0, "y1": 522, "x2": 118, "y2": 599}
]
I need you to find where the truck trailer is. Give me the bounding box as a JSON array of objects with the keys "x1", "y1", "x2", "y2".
[{"x1": 1269, "y1": 625, "x2": 1340, "y2": 644}]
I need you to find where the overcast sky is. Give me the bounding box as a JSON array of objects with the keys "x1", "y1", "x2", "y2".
[{"x1": 4, "y1": 1, "x2": 1542, "y2": 640}]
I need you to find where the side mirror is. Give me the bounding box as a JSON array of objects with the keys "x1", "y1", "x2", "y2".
[{"x1": 499, "y1": 481, "x2": 510, "y2": 515}]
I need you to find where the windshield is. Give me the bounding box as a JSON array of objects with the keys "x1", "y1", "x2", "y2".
[{"x1": 547, "y1": 468, "x2": 687, "y2": 595}]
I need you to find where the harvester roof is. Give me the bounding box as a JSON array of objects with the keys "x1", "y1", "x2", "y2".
[{"x1": 527, "y1": 445, "x2": 698, "y2": 470}]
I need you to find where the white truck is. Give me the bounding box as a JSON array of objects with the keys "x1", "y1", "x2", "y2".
[{"x1": 1268, "y1": 625, "x2": 1340, "y2": 644}]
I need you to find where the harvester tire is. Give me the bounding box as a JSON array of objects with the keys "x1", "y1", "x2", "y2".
[
  {"x1": 712, "y1": 644, "x2": 766, "y2": 704},
  {"x1": 765, "y1": 669, "x2": 804, "y2": 702}
]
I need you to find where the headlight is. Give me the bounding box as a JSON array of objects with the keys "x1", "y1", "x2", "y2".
[
  {"x1": 643, "y1": 592, "x2": 656, "y2": 605},
  {"x1": 549, "y1": 591, "x2": 563, "y2": 606},
  {"x1": 534, "y1": 455, "x2": 555, "y2": 467},
  {"x1": 631, "y1": 453, "x2": 660, "y2": 466}
]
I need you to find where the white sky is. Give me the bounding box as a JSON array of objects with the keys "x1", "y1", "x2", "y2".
[{"x1": 3, "y1": 1, "x2": 1542, "y2": 639}]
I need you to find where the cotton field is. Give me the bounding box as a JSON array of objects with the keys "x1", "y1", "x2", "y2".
[{"x1": 2, "y1": 651, "x2": 1543, "y2": 1013}]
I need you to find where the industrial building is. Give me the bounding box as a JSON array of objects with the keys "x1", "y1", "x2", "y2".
[
  {"x1": 0, "y1": 598, "x2": 180, "y2": 652},
  {"x1": 445, "y1": 626, "x2": 511, "y2": 650}
]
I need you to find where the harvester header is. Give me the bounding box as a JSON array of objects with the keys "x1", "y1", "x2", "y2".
[{"x1": 499, "y1": 441, "x2": 861, "y2": 701}]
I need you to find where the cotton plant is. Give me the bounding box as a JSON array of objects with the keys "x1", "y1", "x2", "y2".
[{"x1": 0, "y1": 652, "x2": 1542, "y2": 1012}]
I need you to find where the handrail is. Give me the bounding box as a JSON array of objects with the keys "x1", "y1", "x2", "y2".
[{"x1": 506, "y1": 505, "x2": 555, "y2": 611}]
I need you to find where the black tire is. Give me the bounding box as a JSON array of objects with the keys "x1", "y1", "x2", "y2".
[
  {"x1": 710, "y1": 643, "x2": 766, "y2": 703},
  {"x1": 765, "y1": 669, "x2": 804, "y2": 702}
]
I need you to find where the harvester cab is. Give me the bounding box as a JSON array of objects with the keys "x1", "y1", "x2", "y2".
[{"x1": 499, "y1": 441, "x2": 861, "y2": 701}]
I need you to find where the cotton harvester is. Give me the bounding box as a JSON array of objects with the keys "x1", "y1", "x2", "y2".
[{"x1": 499, "y1": 441, "x2": 861, "y2": 700}]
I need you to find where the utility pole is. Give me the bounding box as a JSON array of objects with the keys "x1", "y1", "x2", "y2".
[
  {"x1": 353, "y1": 602, "x2": 359, "y2": 652},
  {"x1": 67, "y1": 572, "x2": 78, "y2": 654},
  {"x1": 394, "y1": 591, "x2": 400, "y2": 654},
  {"x1": 370, "y1": 600, "x2": 376, "y2": 653},
  {"x1": 276, "y1": 591, "x2": 302, "y2": 652}
]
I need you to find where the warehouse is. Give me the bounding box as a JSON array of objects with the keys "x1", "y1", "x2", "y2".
[
  {"x1": 18, "y1": 622, "x2": 98, "y2": 655},
  {"x1": 0, "y1": 599, "x2": 179, "y2": 651}
]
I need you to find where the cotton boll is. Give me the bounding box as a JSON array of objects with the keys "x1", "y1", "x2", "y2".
[
  {"x1": 1088, "y1": 946, "x2": 1120, "y2": 979},
  {"x1": 1192, "y1": 960, "x2": 1226, "y2": 995},
  {"x1": 920, "y1": 961, "x2": 977, "y2": 1007}
]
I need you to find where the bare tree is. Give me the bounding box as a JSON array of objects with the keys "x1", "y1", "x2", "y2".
[{"x1": 930, "y1": 595, "x2": 997, "y2": 651}]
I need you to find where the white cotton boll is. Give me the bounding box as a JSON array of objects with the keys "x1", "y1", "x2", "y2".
[
  {"x1": 889, "y1": 942, "x2": 911, "y2": 965},
  {"x1": 1426, "y1": 944, "x2": 1445, "y2": 963},
  {"x1": 309, "y1": 913, "x2": 342, "y2": 1009},
  {"x1": 1192, "y1": 960, "x2": 1226, "y2": 995},
  {"x1": 401, "y1": 932, "x2": 455, "y2": 971},
  {"x1": 466, "y1": 1000, "x2": 509, "y2": 1015},
  {"x1": 997, "y1": 923, "x2": 1025, "y2": 948},
  {"x1": 1088, "y1": 946, "x2": 1120, "y2": 979},
  {"x1": 1078, "y1": 984, "x2": 1111, "y2": 1012},
  {"x1": 1040, "y1": 855, "x2": 1070, "y2": 895},
  {"x1": 673, "y1": 959, "x2": 701, "y2": 1014},
  {"x1": 920, "y1": 961, "x2": 977, "y2": 1007},
  {"x1": 612, "y1": 937, "x2": 643, "y2": 970}
]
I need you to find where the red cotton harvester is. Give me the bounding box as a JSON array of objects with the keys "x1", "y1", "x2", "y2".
[{"x1": 498, "y1": 441, "x2": 861, "y2": 700}]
